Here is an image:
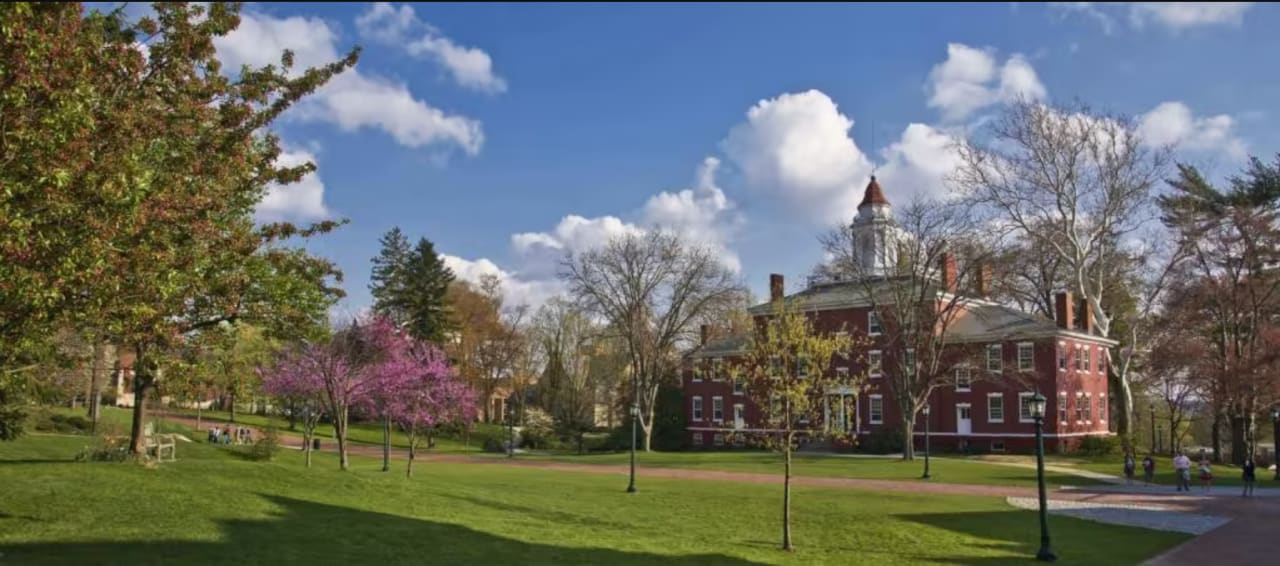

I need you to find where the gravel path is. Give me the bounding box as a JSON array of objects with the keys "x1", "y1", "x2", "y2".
[{"x1": 1005, "y1": 497, "x2": 1230, "y2": 535}]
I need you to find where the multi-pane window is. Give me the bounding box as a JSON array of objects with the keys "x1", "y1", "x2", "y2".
[
  {"x1": 733, "y1": 378, "x2": 745, "y2": 395},
  {"x1": 836, "y1": 367, "x2": 850, "y2": 382},
  {"x1": 692, "y1": 362, "x2": 703, "y2": 382},
  {"x1": 868, "y1": 351, "x2": 883, "y2": 378},
  {"x1": 692, "y1": 432, "x2": 703, "y2": 446},
  {"x1": 1075, "y1": 394, "x2": 1085, "y2": 422},
  {"x1": 713, "y1": 358, "x2": 725, "y2": 381},
  {"x1": 1083, "y1": 394, "x2": 1093, "y2": 422},
  {"x1": 1058, "y1": 392, "x2": 1068, "y2": 424},
  {"x1": 1019, "y1": 392, "x2": 1035, "y2": 422},
  {"x1": 1018, "y1": 343, "x2": 1034, "y2": 371},
  {"x1": 1075, "y1": 346, "x2": 1086, "y2": 372},
  {"x1": 988, "y1": 394, "x2": 1004, "y2": 423},
  {"x1": 869, "y1": 395, "x2": 884, "y2": 424},
  {"x1": 987, "y1": 344, "x2": 1003, "y2": 372},
  {"x1": 1058, "y1": 343, "x2": 1068, "y2": 371},
  {"x1": 713, "y1": 433, "x2": 725, "y2": 447},
  {"x1": 692, "y1": 397, "x2": 703, "y2": 421},
  {"x1": 1100, "y1": 394, "x2": 1108, "y2": 421},
  {"x1": 1083, "y1": 347, "x2": 1093, "y2": 373},
  {"x1": 955, "y1": 366, "x2": 972, "y2": 391},
  {"x1": 733, "y1": 404, "x2": 745, "y2": 429},
  {"x1": 868, "y1": 311, "x2": 884, "y2": 335},
  {"x1": 712, "y1": 396, "x2": 724, "y2": 422}
]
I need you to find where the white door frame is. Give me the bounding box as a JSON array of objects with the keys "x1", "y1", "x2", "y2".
[{"x1": 956, "y1": 403, "x2": 972, "y2": 436}]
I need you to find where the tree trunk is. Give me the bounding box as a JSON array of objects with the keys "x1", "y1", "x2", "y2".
[
  {"x1": 901, "y1": 416, "x2": 916, "y2": 461},
  {"x1": 1230, "y1": 411, "x2": 1247, "y2": 466},
  {"x1": 88, "y1": 343, "x2": 104, "y2": 431},
  {"x1": 127, "y1": 346, "x2": 151, "y2": 455},
  {"x1": 1169, "y1": 415, "x2": 1178, "y2": 456},
  {"x1": 1211, "y1": 410, "x2": 1223, "y2": 463},
  {"x1": 642, "y1": 407, "x2": 655, "y2": 452},
  {"x1": 304, "y1": 428, "x2": 313, "y2": 468},
  {"x1": 407, "y1": 436, "x2": 416, "y2": 478},
  {"x1": 782, "y1": 432, "x2": 794, "y2": 552},
  {"x1": 382, "y1": 415, "x2": 392, "y2": 472},
  {"x1": 336, "y1": 408, "x2": 350, "y2": 471},
  {"x1": 196, "y1": 406, "x2": 202, "y2": 430},
  {"x1": 1110, "y1": 365, "x2": 1135, "y2": 453},
  {"x1": 229, "y1": 389, "x2": 237, "y2": 424}
]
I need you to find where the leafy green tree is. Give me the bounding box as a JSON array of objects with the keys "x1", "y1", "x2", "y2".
[
  {"x1": 370, "y1": 227, "x2": 413, "y2": 325},
  {"x1": 401, "y1": 238, "x2": 456, "y2": 343}
]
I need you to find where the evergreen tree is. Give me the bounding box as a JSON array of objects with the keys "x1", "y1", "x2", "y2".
[
  {"x1": 401, "y1": 238, "x2": 456, "y2": 343},
  {"x1": 369, "y1": 227, "x2": 412, "y2": 324}
]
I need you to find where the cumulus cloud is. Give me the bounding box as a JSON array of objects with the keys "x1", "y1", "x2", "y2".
[
  {"x1": 926, "y1": 43, "x2": 1047, "y2": 122},
  {"x1": 1051, "y1": 3, "x2": 1254, "y2": 33},
  {"x1": 1138, "y1": 101, "x2": 1247, "y2": 160},
  {"x1": 356, "y1": 2, "x2": 507, "y2": 94},
  {"x1": 214, "y1": 9, "x2": 483, "y2": 154},
  {"x1": 876, "y1": 124, "x2": 963, "y2": 202},
  {"x1": 441, "y1": 254, "x2": 563, "y2": 309},
  {"x1": 255, "y1": 147, "x2": 331, "y2": 222}
]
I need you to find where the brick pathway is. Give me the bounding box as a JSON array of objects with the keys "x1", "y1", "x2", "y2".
[{"x1": 175, "y1": 415, "x2": 1276, "y2": 564}]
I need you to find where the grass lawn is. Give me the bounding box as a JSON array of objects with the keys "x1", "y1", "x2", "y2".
[
  {"x1": 974, "y1": 452, "x2": 1279, "y2": 488},
  {"x1": 0, "y1": 432, "x2": 1185, "y2": 565}
]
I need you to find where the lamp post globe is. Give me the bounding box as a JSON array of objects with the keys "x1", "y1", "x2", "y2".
[
  {"x1": 1271, "y1": 406, "x2": 1280, "y2": 481},
  {"x1": 1029, "y1": 392, "x2": 1056, "y2": 562},
  {"x1": 921, "y1": 404, "x2": 932, "y2": 479}
]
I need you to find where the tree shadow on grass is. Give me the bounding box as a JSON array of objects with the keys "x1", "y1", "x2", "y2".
[
  {"x1": 0, "y1": 494, "x2": 764, "y2": 566},
  {"x1": 432, "y1": 492, "x2": 635, "y2": 531}
]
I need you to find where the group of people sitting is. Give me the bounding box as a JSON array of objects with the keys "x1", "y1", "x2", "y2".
[
  {"x1": 207, "y1": 425, "x2": 253, "y2": 445},
  {"x1": 1123, "y1": 449, "x2": 1262, "y2": 496}
]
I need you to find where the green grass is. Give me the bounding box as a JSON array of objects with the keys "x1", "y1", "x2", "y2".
[
  {"x1": 0, "y1": 432, "x2": 1185, "y2": 565},
  {"x1": 484, "y1": 450, "x2": 1105, "y2": 488},
  {"x1": 1050, "y1": 454, "x2": 1269, "y2": 488}
]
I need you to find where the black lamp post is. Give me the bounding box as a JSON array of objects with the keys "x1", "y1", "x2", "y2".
[
  {"x1": 627, "y1": 400, "x2": 639, "y2": 493},
  {"x1": 506, "y1": 399, "x2": 515, "y2": 459},
  {"x1": 1271, "y1": 406, "x2": 1279, "y2": 481},
  {"x1": 921, "y1": 404, "x2": 932, "y2": 479},
  {"x1": 1149, "y1": 406, "x2": 1156, "y2": 454},
  {"x1": 1030, "y1": 392, "x2": 1056, "y2": 562}
]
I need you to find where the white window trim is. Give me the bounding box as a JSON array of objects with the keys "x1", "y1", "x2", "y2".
[
  {"x1": 1075, "y1": 391, "x2": 1085, "y2": 424},
  {"x1": 869, "y1": 394, "x2": 884, "y2": 425},
  {"x1": 987, "y1": 393, "x2": 1004, "y2": 423},
  {"x1": 1017, "y1": 342, "x2": 1034, "y2": 372},
  {"x1": 1018, "y1": 392, "x2": 1036, "y2": 423},
  {"x1": 987, "y1": 344, "x2": 1003, "y2": 373},
  {"x1": 692, "y1": 432, "x2": 703, "y2": 445},
  {"x1": 868, "y1": 350, "x2": 882, "y2": 379},
  {"x1": 868, "y1": 311, "x2": 883, "y2": 336},
  {"x1": 692, "y1": 396, "x2": 704, "y2": 422},
  {"x1": 955, "y1": 366, "x2": 972, "y2": 392},
  {"x1": 712, "y1": 396, "x2": 724, "y2": 423},
  {"x1": 692, "y1": 362, "x2": 703, "y2": 382},
  {"x1": 713, "y1": 433, "x2": 725, "y2": 447},
  {"x1": 1084, "y1": 392, "x2": 1093, "y2": 424},
  {"x1": 1058, "y1": 393, "x2": 1068, "y2": 424},
  {"x1": 733, "y1": 378, "x2": 745, "y2": 395},
  {"x1": 733, "y1": 403, "x2": 745, "y2": 430},
  {"x1": 1099, "y1": 392, "x2": 1107, "y2": 423},
  {"x1": 1058, "y1": 341, "x2": 1068, "y2": 372},
  {"x1": 712, "y1": 358, "x2": 725, "y2": 382}
]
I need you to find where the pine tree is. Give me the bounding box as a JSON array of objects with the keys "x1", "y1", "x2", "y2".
[
  {"x1": 401, "y1": 238, "x2": 456, "y2": 343},
  {"x1": 369, "y1": 227, "x2": 412, "y2": 325}
]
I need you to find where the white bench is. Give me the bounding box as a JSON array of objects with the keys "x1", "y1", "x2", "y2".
[{"x1": 144, "y1": 422, "x2": 177, "y2": 463}]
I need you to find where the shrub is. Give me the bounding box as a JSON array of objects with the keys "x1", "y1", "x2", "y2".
[
  {"x1": 30, "y1": 410, "x2": 93, "y2": 434},
  {"x1": 75, "y1": 434, "x2": 131, "y2": 462},
  {"x1": 1075, "y1": 435, "x2": 1122, "y2": 457},
  {"x1": 248, "y1": 428, "x2": 281, "y2": 462},
  {"x1": 859, "y1": 429, "x2": 904, "y2": 455},
  {"x1": 520, "y1": 408, "x2": 556, "y2": 449},
  {"x1": 482, "y1": 435, "x2": 508, "y2": 453}
]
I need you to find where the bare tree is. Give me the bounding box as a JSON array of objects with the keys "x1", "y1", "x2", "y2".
[
  {"x1": 532, "y1": 297, "x2": 597, "y2": 452},
  {"x1": 952, "y1": 99, "x2": 1172, "y2": 450},
  {"x1": 561, "y1": 231, "x2": 741, "y2": 451},
  {"x1": 816, "y1": 197, "x2": 1001, "y2": 459}
]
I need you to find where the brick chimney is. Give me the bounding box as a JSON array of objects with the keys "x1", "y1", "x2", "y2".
[
  {"x1": 1077, "y1": 298, "x2": 1094, "y2": 334},
  {"x1": 700, "y1": 324, "x2": 710, "y2": 345},
  {"x1": 1054, "y1": 292, "x2": 1074, "y2": 330},
  {"x1": 940, "y1": 253, "x2": 958, "y2": 293},
  {"x1": 975, "y1": 263, "x2": 992, "y2": 297},
  {"x1": 769, "y1": 273, "x2": 784, "y2": 302}
]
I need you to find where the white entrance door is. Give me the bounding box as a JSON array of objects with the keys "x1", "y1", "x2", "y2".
[
  {"x1": 734, "y1": 404, "x2": 745, "y2": 430},
  {"x1": 956, "y1": 404, "x2": 972, "y2": 435}
]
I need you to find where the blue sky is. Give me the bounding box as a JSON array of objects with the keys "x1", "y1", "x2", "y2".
[{"x1": 164, "y1": 2, "x2": 1279, "y2": 315}]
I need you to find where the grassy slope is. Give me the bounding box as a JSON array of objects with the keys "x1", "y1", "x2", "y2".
[{"x1": 0, "y1": 432, "x2": 1184, "y2": 565}]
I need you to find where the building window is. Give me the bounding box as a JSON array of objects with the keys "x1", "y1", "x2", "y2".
[
  {"x1": 1058, "y1": 342, "x2": 1068, "y2": 371},
  {"x1": 713, "y1": 358, "x2": 725, "y2": 381},
  {"x1": 797, "y1": 354, "x2": 809, "y2": 379},
  {"x1": 1099, "y1": 394, "x2": 1108, "y2": 422},
  {"x1": 769, "y1": 355, "x2": 781, "y2": 378},
  {"x1": 987, "y1": 344, "x2": 1003, "y2": 372},
  {"x1": 1075, "y1": 393, "x2": 1085, "y2": 423},
  {"x1": 836, "y1": 366, "x2": 850, "y2": 382},
  {"x1": 692, "y1": 396, "x2": 704, "y2": 421},
  {"x1": 987, "y1": 393, "x2": 1004, "y2": 423},
  {"x1": 733, "y1": 378, "x2": 745, "y2": 395},
  {"x1": 868, "y1": 311, "x2": 883, "y2": 336},
  {"x1": 1017, "y1": 343, "x2": 1034, "y2": 371},
  {"x1": 1019, "y1": 392, "x2": 1036, "y2": 423},
  {"x1": 955, "y1": 366, "x2": 972, "y2": 391},
  {"x1": 869, "y1": 395, "x2": 884, "y2": 424},
  {"x1": 1083, "y1": 347, "x2": 1093, "y2": 373},
  {"x1": 1058, "y1": 392, "x2": 1068, "y2": 424},
  {"x1": 868, "y1": 350, "x2": 882, "y2": 379},
  {"x1": 1075, "y1": 346, "x2": 1086, "y2": 372},
  {"x1": 713, "y1": 433, "x2": 724, "y2": 447},
  {"x1": 733, "y1": 404, "x2": 744, "y2": 429},
  {"x1": 692, "y1": 432, "x2": 703, "y2": 446},
  {"x1": 1098, "y1": 350, "x2": 1107, "y2": 374},
  {"x1": 692, "y1": 362, "x2": 703, "y2": 382},
  {"x1": 712, "y1": 396, "x2": 724, "y2": 422},
  {"x1": 1083, "y1": 394, "x2": 1093, "y2": 422},
  {"x1": 991, "y1": 441, "x2": 1006, "y2": 453},
  {"x1": 905, "y1": 348, "x2": 916, "y2": 374}
]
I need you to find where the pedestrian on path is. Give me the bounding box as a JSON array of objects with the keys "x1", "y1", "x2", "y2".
[
  {"x1": 1123, "y1": 451, "x2": 1136, "y2": 485},
  {"x1": 1199, "y1": 457, "x2": 1213, "y2": 493},
  {"x1": 1241, "y1": 458, "x2": 1256, "y2": 497},
  {"x1": 1174, "y1": 451, "x2": 1192, "y2": 492},
  {"x1": 1142, "y1": 454, "x2": 1155, "y2": 486}
]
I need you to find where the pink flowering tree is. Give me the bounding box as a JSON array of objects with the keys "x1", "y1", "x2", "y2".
[
  {"x1": 388, "y1": 343, "x2": 475, "y2": 477},
  {"x1": 260, "y1": 348, "x2": 327, "y2": 468}
]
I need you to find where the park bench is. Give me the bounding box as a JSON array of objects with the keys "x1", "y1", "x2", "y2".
[{"x1": 144, "y1": 422, "x2": 177, "y2": 463}]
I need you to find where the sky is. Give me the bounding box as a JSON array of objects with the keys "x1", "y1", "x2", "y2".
[{"x1": 105, "y1": 2, "x2": 1280, "y2": 317}]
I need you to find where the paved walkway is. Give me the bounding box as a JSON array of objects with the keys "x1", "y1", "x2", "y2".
[{"x1": 175, "y1": 415, "x2": 1276, "y2": 564}]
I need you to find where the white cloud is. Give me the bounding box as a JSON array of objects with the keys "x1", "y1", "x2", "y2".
[
  {"x1": 356, "y1": 2, "x2": 507, "y2": 94},
  {"x1": 877, "y1": 124, "x2": 963, "y2": 202},
  {"x1": 441, "y1": 254, "x2": 563, "y2": 309},
  {"x1": 926, "y1": 43, "x2": 1047, "y2": 122},
  {"x1": 721, "y1": 90, "x2": 874, "y2": 223},
  {"x1": 1138, "y1": 101, "x2": 1247, "y2": 160},
  {"x1": 215, "y1": 10, "x2": 483, "y2": 154},
  {"x1": 1051, "y1": 3, "x2": 1254, "y2": 32},
  {"x1": 255, "y1": 147, "x2": 331, "y2": 223}
]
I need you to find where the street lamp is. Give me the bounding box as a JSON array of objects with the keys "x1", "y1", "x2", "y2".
[
  {"x1": 1029, "y1": 392, "x2": 1056, "y2": 562},
  {"x1": 921, "y1": 404, "x2": 932, "y2": 479},
  {"x1": 1149, "y1": 406, "x2": 1156, "y2": 454},
  {"x1": 627, "y1": 401, "x2": 639, "y2": 493},
  {"x1": 507, "y1": 398, "x2": 515, "y2": 459},
  {"x1": 1271, "y1": 406, "x2": 1279, "y2": 481}
]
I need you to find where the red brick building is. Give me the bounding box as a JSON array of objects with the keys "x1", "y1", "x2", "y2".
[{"x1": 683, "y1": 179, "x2": 1116, "y2": 453}]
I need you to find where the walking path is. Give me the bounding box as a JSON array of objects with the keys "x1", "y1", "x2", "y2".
[{"x1": 175, "y1": 415, "x2": 1276, "y2": 564}]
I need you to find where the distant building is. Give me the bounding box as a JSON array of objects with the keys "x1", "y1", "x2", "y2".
[{"x1": 683, "y1": 177, "x2": 1115, "y2": 453}]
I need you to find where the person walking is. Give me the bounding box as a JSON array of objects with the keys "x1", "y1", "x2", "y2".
[
  {"x1": 1142, "y1": 454, "x2": 1156, "y2": 486},
  {"x1": 1173, "y1": 451, "x2": 1192, "y2": 492},
  {"x1": 1242, "y1": 457, "x2": 1257, "y2": 498},
  {"x1": 1123, "y1": 452, "x2": 1136, "y2": 486},
  {"x1": 1198, "y1": 456, "x2": 1213, "y2": 493}
]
